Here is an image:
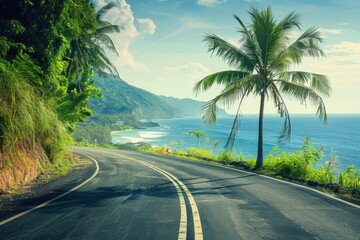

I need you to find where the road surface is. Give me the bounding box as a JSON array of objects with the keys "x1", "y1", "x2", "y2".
[{"x1": 0, "y1": 146, "x2": 359, "y2": 240}]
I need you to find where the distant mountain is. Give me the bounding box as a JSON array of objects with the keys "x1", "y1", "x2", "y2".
[
  {"x1": 158, "y1": 96, "x2": 228, "y2": 117},
  {"x1": 89, "y1": 73, "x2": 228, "y2": 120}
]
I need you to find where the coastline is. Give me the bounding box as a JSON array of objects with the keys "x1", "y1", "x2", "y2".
[{"x1": 111, "y1": 129, "x2": 132, "y2": 134}]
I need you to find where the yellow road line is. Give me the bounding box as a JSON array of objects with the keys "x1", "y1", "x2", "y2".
[
  {"x1": 140, "y1": 162, "x2": 187, "y2": 240},
  {"x1": 104, "y1": 151, "x2": 204, "y2": 240},
  {"x1": 0, "y1": 154, "x2": 99, "y2": 226}
]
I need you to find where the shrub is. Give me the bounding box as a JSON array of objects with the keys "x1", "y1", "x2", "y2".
[
  {"x1": 246, "y1": 158, "x2": 256, "y2": 168},
  {"x1": 308, "y1": 151, "x2": 339, "y2": 184},
  {"x1": 263, "y1": 138, "x2": 323, "y2": 179},
  {"x1": 187, "y1": 147, "x2": 214, "y2": 160},
  {"x1": 217, "y1": 151, "x2": 238, "y2": 163},
  {"x1": 170, "y1": 149, "x2": 187, "y2": 156},
  {"x1": 338, "y1": 165, "x2": 360, "y2": 190}
]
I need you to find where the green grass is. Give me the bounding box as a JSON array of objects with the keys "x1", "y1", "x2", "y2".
[{"x1": 135, "y1": 139, "x2": 360, "y2": 192}]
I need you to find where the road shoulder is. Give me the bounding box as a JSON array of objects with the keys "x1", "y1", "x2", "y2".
[{"x1": 0, "y1": 155, "x2": 96, "y2": 222}]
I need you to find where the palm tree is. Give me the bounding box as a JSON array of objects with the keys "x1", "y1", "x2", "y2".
[
  {"x1": 193, "y1": 7, "x2": 331, "y2": 169},
  {"x1": 189, "y1": 130, "x2": 207, "y2": 147},
  {"x1": 66, "y1": 2, "x2": 124, "y2": 80},
  {"x1": 59, "y1": 2, "x2": 124, "y2": 130}
]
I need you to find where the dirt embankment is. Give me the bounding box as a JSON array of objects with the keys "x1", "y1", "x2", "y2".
[{"x1": 0, "y1": 145, "x2": 49, "y2": 193}]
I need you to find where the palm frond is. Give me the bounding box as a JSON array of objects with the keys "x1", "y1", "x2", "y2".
[
  {"x1": 278, "y1": 80, "x2": 328, "y2": 123},
  {"x1": 224, "y1": 94, "x2": 246, "y2": 151},
  {"x1": 233, "y1": 14, "x2": 263, "y2": 70},
  {"x1": 204, "y1": 33, "x2": 254, "y2": 71},
  {"x1": 200, "y1": 74, "x2": 262, "y2": 126},
  {"x1": 277, "y1": 11, "x2": 301, "y2": 31},
  {"x1": 281, "y1": 71, "x2": 332, "y2": 96},
  {"x1": 96, "y1": 2, "x2": 116, "y2": 22},
  {"x1": 269, "y1": 82, "x2": 291, "y2": 142},
  {"x1": 193, "y1": 70, "x2": 249, "y2": 95},
  {"x1": 93, "y1": 33, "x2": 119, "y2": 55},
  {"x1": 287, "y1": 27, "x2": 325, "y2": 62},
  {"x1": 201, "y1": 96, "x2": 220, "y2": 125},
  {"x1": 95, "y1": 24, "x2": 124, "y2": 35}
]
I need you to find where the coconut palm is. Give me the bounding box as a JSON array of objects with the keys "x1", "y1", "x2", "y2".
[
  {"x1": 59, "y1": 2, "x2": 124, "y2": 130},
  {"x1": 193, "y1": 7, "x2": 331, "y2": 169},
  {"x1": 189, "y1": 130, "x2": 207, "y2": 147},
  {"x1": 66, "y1": 2, "x2": 124, "y2": 79}
]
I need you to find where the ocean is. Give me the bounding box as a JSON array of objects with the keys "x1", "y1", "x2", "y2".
[{"x1": 112, "y1": 115, "x2": 360, "y2": 169}]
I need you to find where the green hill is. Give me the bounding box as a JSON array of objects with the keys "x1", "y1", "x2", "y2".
[
  {"x1": 89, "y1": 73, "x2": 228, "y2": 120},
  {"x1": 90, "y1": 74, "x2": 177, "y2": 119}
]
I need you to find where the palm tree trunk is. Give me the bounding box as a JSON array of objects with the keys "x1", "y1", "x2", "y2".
[{"x1": 255, "y1": 91, "x2": 265, "y2": 169}]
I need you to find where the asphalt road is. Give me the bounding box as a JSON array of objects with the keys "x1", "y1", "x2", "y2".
[{"x1": 0, "y1": 146, "x2": 359, "y2": 240}]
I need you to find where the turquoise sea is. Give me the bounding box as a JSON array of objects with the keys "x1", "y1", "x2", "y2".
[{"x1": 112, "y1": 115, "x2": 360, "y2": 169}]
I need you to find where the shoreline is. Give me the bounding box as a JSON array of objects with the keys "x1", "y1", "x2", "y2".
[{"x1": 111, "y1": 129, "x2": 133, "y2": 134}]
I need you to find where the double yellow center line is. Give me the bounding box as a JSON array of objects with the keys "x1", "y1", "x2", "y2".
[{"x1": 108, "y1": 152, "x2": 203, "y2": 240}]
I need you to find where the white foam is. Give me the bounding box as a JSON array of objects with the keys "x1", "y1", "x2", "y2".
[{"x1": 139, "y1": 131, "x2": 168, "y2": 138}]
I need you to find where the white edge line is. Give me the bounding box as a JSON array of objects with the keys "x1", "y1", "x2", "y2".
[
  {"x1": 0, "y1": 154, "x2": 100, "y2": 226},
  {"x1": 160, "y1": 154, "x2": 360, "y2": 210}
]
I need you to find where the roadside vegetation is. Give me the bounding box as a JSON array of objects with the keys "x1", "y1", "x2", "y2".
[
  {"x1": 0, "y1": 0, "x2": 122, "y2": 192},
  {"x1": 134, "y1": 137, "x2": 360, "y2": 199}
]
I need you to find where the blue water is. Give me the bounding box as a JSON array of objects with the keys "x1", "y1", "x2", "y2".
[{"x1": 112, "y1": 115, "x2": 360, "y2": 169}]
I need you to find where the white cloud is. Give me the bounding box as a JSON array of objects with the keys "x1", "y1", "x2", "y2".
[
  {"x1": 321, "y1": 28, "x2": 342, "y2": 35},
  {"x1": 153, "y1": 62, "x2": 211, "y2": 98},
  {"x1": 196, "y1": 0, "x2": 227, "y2": 7},
  {"x1": 326, "y1": 41, "x2": 360, "y2": 56},
  {"x1": 137, "y1": 18, "x2": 157, "y2": 35},
  {"x1": 94, "y1": 0, "x2": 156, "y2": 71}
]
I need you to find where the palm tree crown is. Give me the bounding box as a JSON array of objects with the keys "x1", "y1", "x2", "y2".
[
  {"x1": 193, "y1": 7, "x2": 331, "y2": 169},
  {"x1": 66, "y1": 2, "x2": 124, "y2": 79}
]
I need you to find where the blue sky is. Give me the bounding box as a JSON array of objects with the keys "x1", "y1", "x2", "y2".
[{"x1": 95, "y1": 0, "x2": 360, "y2": 114}]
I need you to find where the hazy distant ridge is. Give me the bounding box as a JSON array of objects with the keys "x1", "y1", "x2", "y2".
[
  {"x1": 159, "y1": 96, "x2": 228, "y2": 117},
  {"x1": 90, "y1": 73, "x2": 227, "y2": 119}
]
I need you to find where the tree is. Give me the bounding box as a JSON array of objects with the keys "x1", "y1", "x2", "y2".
[
  {"x1": 65, "y1": 2, "x2": 124, "y2": 80},
  {"x1": 193, "y1": 7, "x2": 331, "y2": 169},
  {"x1": 59, "y1": 2, "x2": 124, "y2": 131},
  {"x1": 189, "y1": 130, "x2": 207, "y2": 147}
]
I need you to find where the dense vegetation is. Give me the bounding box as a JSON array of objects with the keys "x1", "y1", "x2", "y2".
[
  {"x1": 0, "y1": 0, "x2": 120, "y2": 180},
  {"x1": 194, "y1": 7, "x2": 331, "y2": 169}
]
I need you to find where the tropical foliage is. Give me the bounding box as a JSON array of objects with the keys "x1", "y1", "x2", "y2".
[
  {"x1": 0, "y1": 1, "x2": 121, "y2": 171},
  {"x1": 73, "y1": 124, "x2": 112, "y2": 145},
  {"x1": 189, "y1": 130, "x2": 207, "y2": 147},
  {"x1": 194, "y1": 7, "x2": 331, "y2": 169},
  {"x1": 137, "y1": 136, "x2": 359, "y2": 191}
]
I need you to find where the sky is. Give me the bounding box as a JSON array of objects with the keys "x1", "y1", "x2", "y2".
[{"x1": 94, "y1": 0, "x2": 360, "y2": 114}]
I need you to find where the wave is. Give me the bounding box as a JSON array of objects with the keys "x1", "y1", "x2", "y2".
[{"x1": 138, "y1": 131, "x2": 168, "y2": 139}]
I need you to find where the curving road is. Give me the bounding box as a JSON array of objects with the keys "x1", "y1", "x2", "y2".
[{"x1": 0, "y1": 146, "x2": 359, "y2": 240}]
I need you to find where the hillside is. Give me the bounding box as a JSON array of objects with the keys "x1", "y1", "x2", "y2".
[
  {"x1": 90, "y1": 74, "x2": 177, "y2": 119},
  {"x1": 89, "y1": 74, "x2": 228, "y2": 120}
]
